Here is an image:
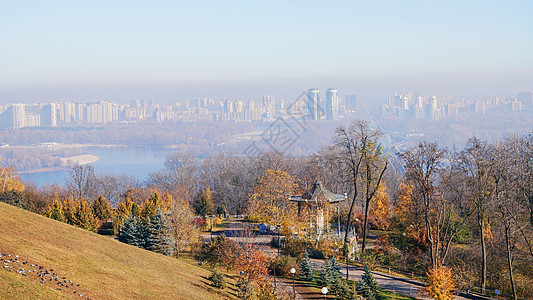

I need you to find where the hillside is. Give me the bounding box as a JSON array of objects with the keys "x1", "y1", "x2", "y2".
[{"x1": 0, "y1": 202, "x2": 231, "y2": 299}]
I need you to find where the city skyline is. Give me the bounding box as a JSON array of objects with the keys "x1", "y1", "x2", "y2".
[{"x1": 1, "y1": 1, "x2": 532, "y2": 103}]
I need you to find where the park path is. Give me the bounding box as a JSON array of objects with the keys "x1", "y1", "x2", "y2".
[{"x1": 223, "y1": 221, "x2": 471, "y2": 300}]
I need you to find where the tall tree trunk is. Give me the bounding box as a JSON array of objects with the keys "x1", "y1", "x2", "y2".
[
  {"x1": 478, "y1": 214, "x2": 487, "y2": 294},
  {"x1": 361, "y1": 198, "x2": 370, "y2": 254},
  {"x1": 505, "y1": 226, "x2": 517, "y2": 300},
  {"x1": 343, "y1": 192, "x2": 357, "y2": 256}
]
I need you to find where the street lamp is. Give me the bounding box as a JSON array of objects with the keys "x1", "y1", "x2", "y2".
[
  {"x1": 321, "y1": 287, "x2": 328, "y2": 300},
  {"x1": 290, "y1": 268, "x2": 296, "y2": 299}
]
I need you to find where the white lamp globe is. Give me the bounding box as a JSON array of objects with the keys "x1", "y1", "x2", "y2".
[
  {"x1": 321, "y1": 287, "x2": 328, "y2": 294},
  {"x1": 290, "y1": 268, "x2": 296, "y2": 274}
]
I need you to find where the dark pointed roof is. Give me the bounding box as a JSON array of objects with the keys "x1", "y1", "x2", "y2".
[{"x1": 290, "y1": 180, "x2": 346, "y2": 203}]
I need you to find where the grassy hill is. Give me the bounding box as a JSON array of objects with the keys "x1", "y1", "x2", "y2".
[{"x1": 0, "y1": 202, "x2": 232, "y2": 299}]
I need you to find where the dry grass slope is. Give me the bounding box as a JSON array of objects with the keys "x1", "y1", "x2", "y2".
[{"x1": 0, "y1": 202, "x2": 229, "y2": 300}]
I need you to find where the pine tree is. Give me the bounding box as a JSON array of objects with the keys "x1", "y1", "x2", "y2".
[
  {"x1": 146, "y1": 209, "x2": 174, "y2": 256},
  {"x1": 329, "y1": 256, "x2": 342, "y2": 278},
  {"x1": 332, "y1": 276, "x2": 352, "y2": 300},
  {"x1": 356, "y1": 269, "x2": 380, "y2": 300},
  {"x1": 92, "y1": 195, "x2": 113, "y2": 221},
  {"x1": 118, "y1": 215, "x2": 144, "y2": 248},
  {"x1": 317, "y1": 259, "x2": 335, "y2": 288},
  {"x1": 299, "y1": 252, "x2": 314, "y2": 281}
]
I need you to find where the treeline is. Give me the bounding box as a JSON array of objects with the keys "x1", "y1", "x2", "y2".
[
  {"x1": 0, "y1": 121, "x2": 252, "y2": 148},
  {"x1": 0, "y1": 147, "x2": 78, "y2": 171}
]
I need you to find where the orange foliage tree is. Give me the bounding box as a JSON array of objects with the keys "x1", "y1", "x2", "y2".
[{"x1": 235, "y1": 243, "x2": 269, "y2": 281}]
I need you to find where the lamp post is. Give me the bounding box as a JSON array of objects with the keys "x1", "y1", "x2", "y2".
[
  {"x1": 290, "y1": 268, "x2": 296, "y2": 299},
  {"x1": 321, "y1": 287, "x2": 328, "y2": 300}
]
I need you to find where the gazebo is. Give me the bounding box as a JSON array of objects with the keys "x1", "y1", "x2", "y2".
[{"x1": 289, "y1": 180, "x2": 346, "y2": 236}]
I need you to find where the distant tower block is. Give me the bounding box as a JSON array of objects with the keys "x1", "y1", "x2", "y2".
[
  {"x1": 307, "y1": 89, "x2": 320, "y2": 120},
  {"x1": 326, "y1": 88, "x2": 338, "y2": 120}
]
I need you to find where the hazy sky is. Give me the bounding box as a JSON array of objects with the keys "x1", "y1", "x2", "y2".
[{"x1": 1, "y1": 1, "x2": 532, "y2": 103}]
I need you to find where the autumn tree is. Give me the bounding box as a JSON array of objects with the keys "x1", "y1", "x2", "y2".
[
  {"x1": 140, "y1": 191, "x2": 171, "y2": 222},
  {"x1": 247, "y1": 169, "x2": 300, "y2": 228},
  {"x1": 193, "y1": 187, "x2": 214, "y2": 218},
  {"x1": 456, "y1": 137, "x2": 496, "y2": 292},
  {"x1": 334, "y1": 120, "x2": 385, "y2": 257},
  {"x1": 67, "y1": 165, "x2": 98, "y2": 201},
  {"x1": 235, "y1": 243, "x2": 269, "y2": 281},
  {"x1": 46, "y1": 197, "x2": 65, "y2": 222},
  {"x1": 421, "y1": 266, "x2": 456, "y2": 300},
  {"x1": 168, "y1": 195, "x2": 200, "y2": 257},
  {"x1": 92, "y1": 195, "x2": 113, "y2": 221},
  {"x1": 400, "y1": 141, "x2": 466, "y2": 268},
  {"x1": 0, "y1": 164, "x2": 25, "y2": 194},
  {"x1": 370, "y1": 184, "x2": 390, "y2": 230},
  {"x1": 113, "y1": 194, "x2": 140, "y2": 234},
  {"x1": 62, "y1": 197, "x2": 77, "y2": 224},
  {"x1": 359, "y1": 135, "x2": 388, "y2": 253},
  {"x1": 72, "y1": 200, "x2": 98, "y2": 232}
]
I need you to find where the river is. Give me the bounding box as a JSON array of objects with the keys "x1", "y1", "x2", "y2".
[{"x1": 19, "y1": 147, "x2": 178, "y2": 186}]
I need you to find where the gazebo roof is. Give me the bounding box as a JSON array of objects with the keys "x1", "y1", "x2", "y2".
[{"x1": 289, "y1": 180, "x2": 346, "y2": 203}]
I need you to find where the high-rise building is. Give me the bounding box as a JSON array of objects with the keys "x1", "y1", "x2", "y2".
[
  {"x1": 307, "y1": 89, "x2": 320, "y2": 120},
  {"x1": 345, "y1": 94, "x2": 358, "y2": 110},
  {"x1": 262, "y1": 95, "x2": 275, "y2": 117},
  {"x1": 517, "y1": 91, "x2": 533, "y2": 106},
  {"x1": 5, "y1": 104, "x2": 25, "y2": 129},
  {"x1": 325, "y1": 88, "x2": 338, "y2": 120},
  {"x1": 224, "y1": 100, "x2": 233, "y2": 114},
  {"x1": 40, "y1": 103, "x2": 57, "y2": 127}
]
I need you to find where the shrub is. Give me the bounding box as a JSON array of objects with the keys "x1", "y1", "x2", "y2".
[{"x1": 208, "y1": 270, "x2": 227, "y2": 289}]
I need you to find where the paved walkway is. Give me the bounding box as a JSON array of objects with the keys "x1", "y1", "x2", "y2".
[{"x1": 222, "y1": 221, "x2": 469, "y2": 300}]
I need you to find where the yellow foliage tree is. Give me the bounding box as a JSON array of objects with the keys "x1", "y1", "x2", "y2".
[
  {"x1": 247, "y1": 169, "x2": 300, "y2": 228},
  {"x1": 92, "y1": 195, "x2": 113, "y2": 221},
  {"x1": 113, "y1": 196, "x2": 139, "y2": 234},
  {"x1": 62, "y1": 197, "x2": 77, "y2": 225},
  {"x1": 371, "y1": 183, "x2": 390, "y2": 230},
  {"x1": 72, "y1": 200, "x2": 98, "y2": 232},
  {"x1": 46, "y1": 197, "x2": 65, "y2": 222},
  {"x1": 393, "y1": 182, "x2": 415, "y2": 228},
  {"x1": 0, "y1": 165, "x2": 24, "y2": 193},
  {"x1": 140, "y1": 191, "x2": 170, "y2": 222},
  {"x1": 421, "y1": 266, "x2": 456, "y2": 300}
]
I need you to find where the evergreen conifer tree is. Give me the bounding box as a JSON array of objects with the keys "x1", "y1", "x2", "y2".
[
  {"x1": 146, "y1": 209, "x2": 174, "y2": 256},
  {"x1": 317, "y1": 259, "x2": 335, "y2": 288},
  {"x1": 356, "y1": 268, "x2": 380, "y2": 300},
  {"x1": 118, "y1": 215, "x2": 143, "y2": 247},
  {"x1": 299, "y1": 252, "x2": 314, "y2": 281},
  {"x1": 329, "y1": 256, "x2": 342, "y2": 278},
  {"x1": 332, "y1": 276, "x2": 352, "y2": 300}
]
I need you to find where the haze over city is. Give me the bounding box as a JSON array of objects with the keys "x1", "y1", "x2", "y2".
[
  {"x1": 1, "y1": 1, "x2": 532, "y2": 103},
  {"x1": 1, "y1": 2, "x2": 533, "y2": 300}
]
